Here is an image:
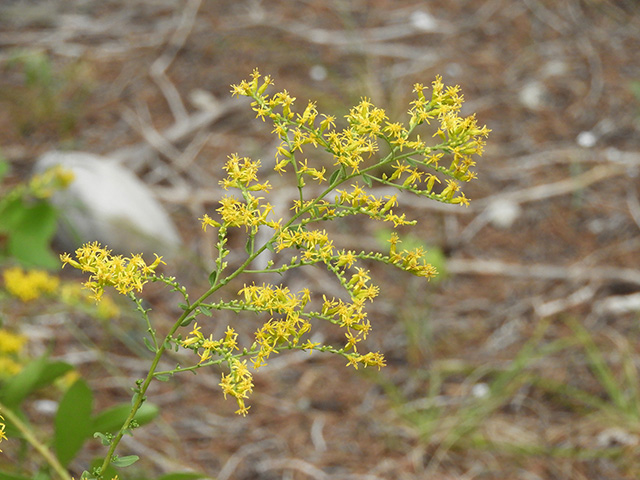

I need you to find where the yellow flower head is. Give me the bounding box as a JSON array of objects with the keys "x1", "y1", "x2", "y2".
[{"x1": 60, "y1": 242, "x2": 164, "y2": 301}]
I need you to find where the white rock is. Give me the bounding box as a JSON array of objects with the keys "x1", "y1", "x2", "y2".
[
  {"x1": 485, "y1": 198, "x2": 522, "y2": 229},
  {"x1": 309, "y1": 65, "x2": 328, "y2": 82},
  {"x1": 471, "y1": 382, "x2": 490, "y2": 398},
  {"x1": 519, "y1": 81, "x2": 547, "y2": 111},
  {"x1": 410, "y1": 9, "x2": 440, "y2": 32},
  {"x1": 33, "y1": 399, "x2": 59, "y2": 416},
  {"x1": 35, "y1": 151, "x2": 182, "y2": 257},
  {"x1": 576, "y1": 130, "x2": 597, "y2": 148}
]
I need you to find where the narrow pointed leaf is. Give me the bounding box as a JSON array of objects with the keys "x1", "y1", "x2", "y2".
[{"x1": 111, "y1": 455, "x2": 139, "y2": 467}]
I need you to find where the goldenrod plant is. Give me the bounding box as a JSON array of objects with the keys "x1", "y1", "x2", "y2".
[{"x1": 5, "y1": 70, "x2": 489, "y2": 479}]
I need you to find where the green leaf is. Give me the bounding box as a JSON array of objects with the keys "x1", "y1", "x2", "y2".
[
  {"x1": 54, "y1": 379, "x2": 94, "y2": 467},
  {"x1": 245, "y1": 235, "x2": 253, "y2": 256},
  {"x1": 92, "y1": 402, "x2": 159, "y2": 434},
  {"x1": 155, "y1": 374, "x2": 171, "y2": 382},
  {"x1": 181, "y1": 316, "x2": 196, "y2": 327},
  {"x1": 93, "y1": 432, "x2": 112, "y2": 446},
  {"x1": 143, "y1": 336, "x2": 156, "y2": 353},
  {"x1": 208, "y1": 269, "x2": 217, "y2": 287},
  {"x1": 405, "y1": 156, "x2": 419, "y2": 167},
  {"x1": 7, "y1": 201, "x2": 59, "y2": 269},
  {"x1": 200, "y1": 305, "x2": 213, "y2": 317},
  {"x1": 0, "y1": 197, "x2": 24, "y2": 232},
  {"x1": 329, "y1": 168, "x2": 342, "y2": 185},
  {"x1": 361, "y1": 173, "x2": 373, "y2": 187},
  {"x1": 0, "y1": 356, "x2": 46, "y2": 406},
  {"x1": 33, "y1": 361, "x2": 73, "y2": 390},
  {"x1": 0, "y1": 357, "x2": 73, "y2": 407},
  {"x1": 111, "y1": 455, "x2": 139, "y2": 467}
]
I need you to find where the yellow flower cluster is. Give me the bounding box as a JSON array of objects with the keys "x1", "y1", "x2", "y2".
[
  {"x1": 0, "y1": 328, "x2": 26, "y2": 355},
  {"x1": 345, "y1": 351, "x2": 387, "y2": 370},
  {"x1": 181, "y1": 324, "x2": 239, "y2": 364},
  {"x1": 232, "y1": 69, "x2": 489, "y2": 209},
  {"x1": 333, "y1": 184, "x2": 416, "y2": 226},
  {"x1": 28, "y1": 165, "x2": 75, "y2": 199},
  {"x1": 60, "y1": 242, "x2": 164, "y2": 301},
  {"x1": 181, "y1": 324, "x2": 253, "y2": 414},
  {"x1": 219, "y1": 358, "x2": 254, "y2": 416},
  {"x1": 216, "y1": 194, "x2": 271, "y2": 231},
  {"x1": 66, "y1": 70, "x2": 489, "y2": 418},
  {"x1": 218, "y1": 69, "x2": 489, "y2": 382},
  {"x1": 200, "y1": 154, "x2": 281, "y2": 234},
  {"x1": 220, "y1": 153, "x2": 272, "y2": 192},
  {"x1": 388, "y1": 232, "x2": 438, "y2": 278},
  {"x1": 3, "y1": 266, "x2": 60, "y2": 302},
  {"x1": 0, "y1": 328, "x2": 27, "y2": 379},
  {"x1": 252, "y1": 315, "x2": 315, "y2": 367},
  {"x1": 236, "y1": 273, "x2": 382, "y2": 370},
  {"x1": 325, "y1": 99, "x2": 382, "y2": 173},
  {"x1": 275, "y1": 227, "x2": 335, "y2": 262},
  {"x1": 239, "y1": 283, "x2": 313, "y2": 368}
]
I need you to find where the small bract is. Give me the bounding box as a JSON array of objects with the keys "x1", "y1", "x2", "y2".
[{"x1": 35, "y1": 151, "x2": 181, "y2": 257}]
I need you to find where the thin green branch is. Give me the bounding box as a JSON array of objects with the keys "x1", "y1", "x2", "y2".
[{"x1": 0, "y1": 401, "x2": 71, "y2": 480}]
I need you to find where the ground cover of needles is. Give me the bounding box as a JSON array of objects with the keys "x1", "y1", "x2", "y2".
[{"x1": 1, "y1": 1, "x2": 640, "y2": 479}]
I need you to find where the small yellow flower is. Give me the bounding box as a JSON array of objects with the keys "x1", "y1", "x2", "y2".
[
  {"x1": 336, "y1": 250, "x2": 357, "y2": 269},
  {"x1": 200, "y1": 214, "x2": 221, "y2": 230}
]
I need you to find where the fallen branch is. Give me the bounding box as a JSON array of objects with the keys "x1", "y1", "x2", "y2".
[{"x1": 448, "y1": 258, "x2": 640, "y2": 286}]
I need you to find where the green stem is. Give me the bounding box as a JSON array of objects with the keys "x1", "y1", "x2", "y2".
[
  {"x1": 0, "y1": 401, "x2": 71, "y2": 480},
  {"x1": 97, "y1": 236, "x2": 274, "y2": 475},
  {"x1": 97, "y1": 316, "x2": 183, "y2": 475}
]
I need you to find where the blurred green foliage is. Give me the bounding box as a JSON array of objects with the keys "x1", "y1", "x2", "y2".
[
  {"x1": 0, "y1": 355, "x2": 160, "y2": 480},
  {"x1": 0, "y1": 158, "x2": 62, "y2": 269}
]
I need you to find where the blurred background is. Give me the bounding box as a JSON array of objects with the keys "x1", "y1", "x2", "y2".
[{"x1": 1, "y1": 1, "x2": 640, "y2": 478}]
